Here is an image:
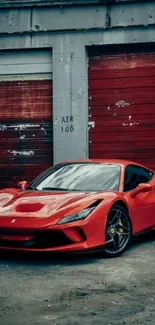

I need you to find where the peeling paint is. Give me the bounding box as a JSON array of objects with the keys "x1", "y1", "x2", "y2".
[
  {"x1": 122, "y1": 122, "x2": 139, "y2": 126},
  {"x1": 129, "y1": 122, "x2": 139, "y2": 126},
  {"x1": 19, "y1": 134, "x2": 26, "y2": 139},
  {"x1": 0, "y1": 79, "x2": 53, "y2": 189},
  {"x1": 115, "y1": 100, "x2": 130, "y2": 108},
  {"x1": 0, "y1": 124, "x2": 40, "y2": 131},
  {"x1": 88, "y1": 121, "x2": 95, "y2": 130},
  {"x1": 8, "y1": 150, "x2": 34, "y2": 156},
  {"x1": 41, "y1": 127, "x2": 47, "y2": 134},
  {"x1": 0, "y1": 125, "x2": 7, "y2": 131},
  {"x1": 122, "y1": 123, "x2": 128, "y2": 126},
  {"x1": 13, "y1": 124, "x2": 40, "y2": 130},
  {"x1": 17, "y1": 82, "x2": 28, "y2": 85},
  {"x1": 129, "y1": 115, "x2": 132, "y2": 121}
]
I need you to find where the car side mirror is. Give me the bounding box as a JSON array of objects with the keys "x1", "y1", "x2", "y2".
[
  {"x1": 18, "y1": 180, "x2": 28, "y2": 190},
  {"x1": 130, "y1": 183, "x2": 152, "y2": 198}
]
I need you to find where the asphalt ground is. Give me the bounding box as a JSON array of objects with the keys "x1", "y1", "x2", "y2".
[{"x1": 0, "y1": 232, "x2": 155, "y2": 325}]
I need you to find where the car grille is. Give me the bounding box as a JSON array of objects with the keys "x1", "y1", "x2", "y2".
[{"x1": 0, "y1": 230, "x2": 73, "y2": 249}]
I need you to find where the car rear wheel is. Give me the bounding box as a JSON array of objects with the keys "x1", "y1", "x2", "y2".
[{"x1": 103, "y1": 204, "x2": 132, "y2": 258}]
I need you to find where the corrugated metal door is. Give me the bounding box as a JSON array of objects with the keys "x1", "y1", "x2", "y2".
[
  {"x1": 88, "y1": 50, "x2": 155, "y2": 170},
  {"x1": 0, "y1": 50, "x2": 53, "y2": 189}
]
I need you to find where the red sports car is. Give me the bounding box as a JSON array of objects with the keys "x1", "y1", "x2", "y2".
[{"x1": 0, "y1": 159, "x2": 155, "y2": 257}]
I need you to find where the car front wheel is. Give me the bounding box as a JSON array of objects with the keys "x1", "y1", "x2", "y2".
[{"x1": 103, "y1": 204, "x2": 132, "y2": 258}]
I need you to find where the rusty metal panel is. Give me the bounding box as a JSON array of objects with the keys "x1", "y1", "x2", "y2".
[
  {"x1": 0, "y1": 79, "x2": 53, "y2": 189},
  {"x1": 88, "y1": 51, "x2": 155, "y2": 170}
]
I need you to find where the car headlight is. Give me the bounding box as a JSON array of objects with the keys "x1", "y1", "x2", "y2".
[{"x1": 58, "y1": 207, "x2": 95, "y2": 225}]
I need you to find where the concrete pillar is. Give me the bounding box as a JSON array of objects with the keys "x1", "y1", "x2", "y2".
[{"x1": 53, "y1": 34, "x2": 88, "y2": 164}]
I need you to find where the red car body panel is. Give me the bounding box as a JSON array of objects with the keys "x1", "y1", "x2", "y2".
[{"x1": 0, "y1": 159, "x2": 154, "y2": 253}]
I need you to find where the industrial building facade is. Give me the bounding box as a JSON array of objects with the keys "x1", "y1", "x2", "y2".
[{"x1": 0, "y1": 0, "x2": 155, "y2": 188}]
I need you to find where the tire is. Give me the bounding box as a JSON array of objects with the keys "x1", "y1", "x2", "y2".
[{"x1": 102, "y1": 204, "x2": 132, "y2": 258}]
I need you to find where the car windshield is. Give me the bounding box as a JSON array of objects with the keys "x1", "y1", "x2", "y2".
[{"x1": 32, "y1": 163, "x2": 121, "y2": 192}]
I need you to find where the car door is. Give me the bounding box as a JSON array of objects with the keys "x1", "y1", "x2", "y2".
[{"x1": 124, "y1": 165, "x2": 155, "y2": 232}]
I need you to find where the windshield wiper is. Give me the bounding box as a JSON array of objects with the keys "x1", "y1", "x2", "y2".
[
  {"x1": 42, "y1": 187, "x2": 69, "y2": 191},
  {"x1": 42, "y1": 187, "x2": 84, "y2": 192}
]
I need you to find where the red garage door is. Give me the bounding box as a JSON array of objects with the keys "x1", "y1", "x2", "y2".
[
  {"x1": 88, "y1": 50, "x2": 155, "y2": 170},
  {"x1": 0, "y1": 79, "x2": 53, "y2": 189}
]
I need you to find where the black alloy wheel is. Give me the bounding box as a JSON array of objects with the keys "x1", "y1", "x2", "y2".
[{"x1": 103, "y1": 204, "x2": 132, "y2": 257}]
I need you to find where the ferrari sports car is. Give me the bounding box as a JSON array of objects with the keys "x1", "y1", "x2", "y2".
[{"x1": 0, "y1": 159, "x2": 155, "y2": 257}]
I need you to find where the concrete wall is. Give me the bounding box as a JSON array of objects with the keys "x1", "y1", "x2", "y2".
[
  {"x1": 0, "y1": 50, "x2": 52, "y2": 76},
  {"x1": 0, "y1": 1, "x2": 155, "y2": 163}
]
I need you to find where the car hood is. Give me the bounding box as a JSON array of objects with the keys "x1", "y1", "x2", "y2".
[{"x1": 0, "y1": 188, "x2": 117, "y2": 227}]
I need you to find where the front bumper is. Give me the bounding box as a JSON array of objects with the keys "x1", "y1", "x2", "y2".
[
  {"x1": 0, "y1": 226, "x2": 91, "y2": 252},
  {"x1": 0, "y1": 210, "x2": 107, "y2": 252}
]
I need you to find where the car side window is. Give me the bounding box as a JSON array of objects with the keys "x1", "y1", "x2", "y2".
[{"x1": 124, "y1": 165, "x2": 153, "y2": 192}]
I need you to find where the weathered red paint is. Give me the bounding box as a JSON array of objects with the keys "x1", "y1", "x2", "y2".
[
  {"x1": 88, "y1": 51, "x2": 155, "y2": 169},
  {"x1": 0, "y1": 80, "x2": 53, "y2": 189}
]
